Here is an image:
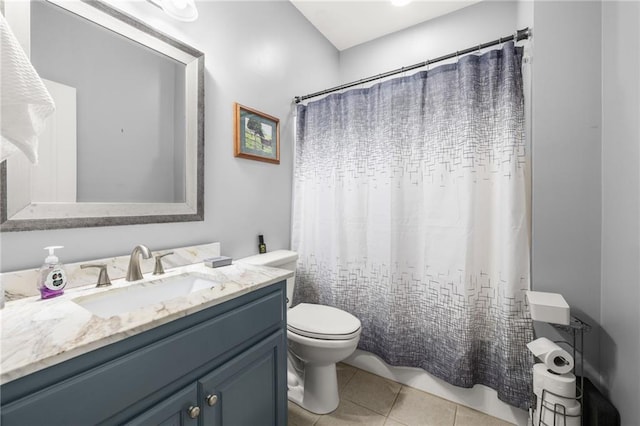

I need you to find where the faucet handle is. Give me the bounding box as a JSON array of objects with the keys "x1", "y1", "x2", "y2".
[
  {"x1": 81, "y1": 264, "x2": 112, "y2": 287},
  {"x1": 153, "y1": 252, "x2": 174, "y2": 275}
]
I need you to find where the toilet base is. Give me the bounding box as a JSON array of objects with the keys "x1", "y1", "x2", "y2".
[{"x1": 288, "y1": 361, "x2": 339, "y2": 415}]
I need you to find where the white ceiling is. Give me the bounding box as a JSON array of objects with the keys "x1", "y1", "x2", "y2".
[{"x1": 289, "y1": 0, "x2": 482, "y2": 51}]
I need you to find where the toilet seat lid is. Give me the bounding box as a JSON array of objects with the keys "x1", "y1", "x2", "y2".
[{"x1": 288, "y1": 303, "x2": 361, "y2": 340}]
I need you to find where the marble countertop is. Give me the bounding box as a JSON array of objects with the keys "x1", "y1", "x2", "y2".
[{"x1": 0, "y1": 262, "x2": 292, "y2": 385}]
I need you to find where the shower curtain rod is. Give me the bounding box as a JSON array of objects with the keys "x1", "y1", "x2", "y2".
[{"x1": 294, "y1": 27, "x2": 531, "y2": 104}]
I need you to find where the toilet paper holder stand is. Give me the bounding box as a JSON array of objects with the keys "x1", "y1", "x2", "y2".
[{"x1": 532, "y1": 315, "x2": 591, "y2": 426}]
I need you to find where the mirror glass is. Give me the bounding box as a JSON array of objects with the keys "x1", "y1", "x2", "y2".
[{"x1": 1, "y1": 0, "x2": 204, "y2": 231}]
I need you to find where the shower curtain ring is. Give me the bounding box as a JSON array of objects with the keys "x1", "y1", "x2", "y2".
[{"x1": 513, "y1": 31, "x2": 518, "y2": 43}]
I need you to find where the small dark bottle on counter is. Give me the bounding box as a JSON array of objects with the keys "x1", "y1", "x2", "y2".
[{"x1": 258, "y1": 235, "x2": 267, "y2": 254}]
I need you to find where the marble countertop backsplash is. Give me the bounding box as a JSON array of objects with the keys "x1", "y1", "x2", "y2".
[
  {"x1": 1, "y1": 242, "x2": 222, "y2": 301},
  {"x1": 0, "y1": 243, "x2": 292, "y2": 385}
]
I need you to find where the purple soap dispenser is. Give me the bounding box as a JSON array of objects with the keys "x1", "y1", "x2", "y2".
[{"x1": 37, "y1": 246, "x2": 68, "y2": 299}]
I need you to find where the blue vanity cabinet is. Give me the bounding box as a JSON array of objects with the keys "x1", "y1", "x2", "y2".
[
  {"x1": 0, "y1": 281, "x2": 288, "y2": 426},
  {"x1": 126, "y1": 331, "x2": 286, "y2": 426},
  {"x1": 198, "y1": 331, "x2": 286, "y2": 425}
]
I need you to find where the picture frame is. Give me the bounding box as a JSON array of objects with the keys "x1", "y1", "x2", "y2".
[{"x1": 234, "y1": 103, "x2": 280, "y2": 164}]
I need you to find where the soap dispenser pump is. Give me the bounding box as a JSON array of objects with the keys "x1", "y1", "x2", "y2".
[{"x1": 37, "y1": 246, "x2": 68, "y2": 299}]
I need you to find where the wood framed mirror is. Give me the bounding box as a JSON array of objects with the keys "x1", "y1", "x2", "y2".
[{"x1": 1, "y1": 0, "x2": 204, "y2": 231}]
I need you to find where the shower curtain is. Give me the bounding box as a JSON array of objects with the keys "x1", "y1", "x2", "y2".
[{"x1": 292, "y1": 42, "x2": 533, "y2": 409}]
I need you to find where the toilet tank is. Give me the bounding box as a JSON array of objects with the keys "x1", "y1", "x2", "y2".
[{"x1": 236, "y1": 250, "x2": 298, "y2": 308}]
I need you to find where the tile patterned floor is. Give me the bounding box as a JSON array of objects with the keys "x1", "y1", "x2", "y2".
[{"x1": 288, "y1": 363, "x2": 515, "y2": 426}]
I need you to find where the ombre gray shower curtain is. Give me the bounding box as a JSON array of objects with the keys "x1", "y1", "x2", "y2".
[{"x1": 292, "y1": 42, "x2": 533, "y2": 409}]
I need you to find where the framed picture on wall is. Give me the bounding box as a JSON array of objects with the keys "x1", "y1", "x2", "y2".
[{"x1": 234, "y1": 103, "x2": 280, "y2": 164}]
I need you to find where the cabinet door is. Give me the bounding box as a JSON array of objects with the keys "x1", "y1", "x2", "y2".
[
  {"x1": 125, "y1": 384, "x2": 200, "y2": 426},
  {"x1": 199, "y1": 331, "x2": 286, "y2": 426}
]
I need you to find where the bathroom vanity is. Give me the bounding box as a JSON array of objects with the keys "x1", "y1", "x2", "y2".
[{"x1": 0, "y1": 262, "x2": 290, "y2": 425}]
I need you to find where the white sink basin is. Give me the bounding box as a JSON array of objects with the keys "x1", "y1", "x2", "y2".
[{"x1": 73, "y1": 273, "x2": 220, "y2": 319}]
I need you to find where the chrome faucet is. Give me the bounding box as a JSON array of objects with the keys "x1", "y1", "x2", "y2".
[{"x1": 126, "y1": 245, "x2": 152, "y2": 281}]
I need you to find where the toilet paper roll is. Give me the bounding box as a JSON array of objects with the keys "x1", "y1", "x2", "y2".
[
  {"x1": 533, "y1": 363, "x2": 576, "y2": 401},
  {"x1": 539, "y1": 398, "x2": 581, "y2": 426},
  {"x1": 527, "y1": 337, "x2": 574, "y2": 374},
  {"x1": 533, "y1": 363, "x2": 546, "y2": 397}
]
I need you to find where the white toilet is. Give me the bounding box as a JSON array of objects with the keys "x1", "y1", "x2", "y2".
[{"x1": 238, "y1": 250, "x2": 361, "y2": 414}]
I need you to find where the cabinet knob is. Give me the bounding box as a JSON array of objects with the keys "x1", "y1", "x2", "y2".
[
  {"x1": 187, "y1": 405, "x2": 200, "y2": 419},
  {"x1": 206, "y1": 394, "x2": 218, "y2": 406}
]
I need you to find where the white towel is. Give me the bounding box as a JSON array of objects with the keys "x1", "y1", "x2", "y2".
[{"x1": 1, "y1": 13, "x2": 55, "y2": 164}]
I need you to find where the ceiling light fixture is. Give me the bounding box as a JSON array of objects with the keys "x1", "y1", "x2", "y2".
[
  {"x1": 390, "y1": 0, "x2": 412, "y2": 7},
  {"x1": 148, "y1": 0, "x2": 199, "y2": 22}
]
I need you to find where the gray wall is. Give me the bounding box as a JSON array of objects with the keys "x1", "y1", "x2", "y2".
[
  {"x1": 338, "y1": 1, "x2": 520, "y2": 83},
  {"x1": 601, "y1": 1, "x2": 640, "y2": 423},
  {"x1": 530, "y1": 0, "x2": 603, "y2": 377},
  {"x1": 0, "y1": 1, "x2": 339, "y2": 270}
]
